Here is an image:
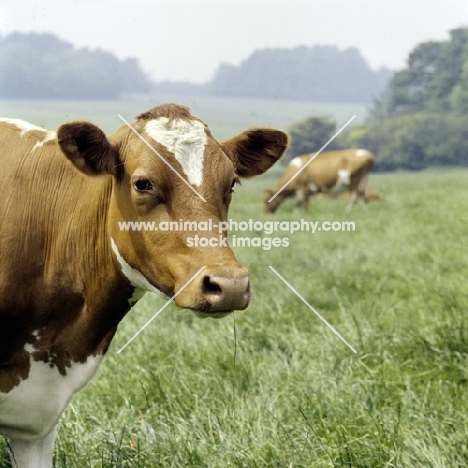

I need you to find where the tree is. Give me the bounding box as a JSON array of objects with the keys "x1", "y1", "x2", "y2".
[
  {"x1": 425, "y1": 28, "x2": 468, "y2": 111},
  {"x1": 361, "y1": 27, "x2": 468, "y2": 171},
  {"x1": 449, "y1": 51, "x2": 468, "y2": 114},
  {"x1": 208, "y1": 45, "x2": 391, "y2": 103},
  {"x1": 373, "y1": 28, "x2": 468, "y2": 117},
  {"x1": 0, "y1": 32, "x2": 152, "y2": 99},
  {"x1": 350, "y1": 113, "x2": 468, "y2": 171},
  {"x1": 286, "y1": 116, "x2": 337, "y2": 161}
]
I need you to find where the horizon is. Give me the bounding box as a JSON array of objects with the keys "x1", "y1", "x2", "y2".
[
  {"x1": 0, "y1": 30, "x2": 394, "y2": 86},
  {"x1": 1, "y1": 0, "x2": 466, "y2": 83}
]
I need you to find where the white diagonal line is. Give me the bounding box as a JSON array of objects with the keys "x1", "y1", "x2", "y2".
[
  {"x1": 117, "y1": 266, "x2": 206, "y2": 354},
  {"x1": 268, "y1": 114, "x2": 357, "y2": 203},
  {"x1": 118, "y1": 114, "x2": 207, "y2": 202},
  {"x1": 268, "y1": 266, "x2": 357, "y2": 353}
]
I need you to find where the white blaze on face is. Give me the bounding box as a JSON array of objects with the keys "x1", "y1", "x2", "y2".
[{"x1": 144, "y1": 117, "x2": 207, "y2": 186}]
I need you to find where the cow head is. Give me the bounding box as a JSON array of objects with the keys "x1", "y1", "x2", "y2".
[
  {"x1": 263, "y1": 189, "x2": 293, "y2": 214},
  {"x1": 58, "y1": 104, "x2": 287, "y2": 317}
]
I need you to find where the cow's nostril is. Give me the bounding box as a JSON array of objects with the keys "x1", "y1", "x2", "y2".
[
  {"x1": 196, "y1": 273, "x2": 250, "y2": 312},
  {"x1": 202, "y1": 276, "x2": 223, "y2": 295}
]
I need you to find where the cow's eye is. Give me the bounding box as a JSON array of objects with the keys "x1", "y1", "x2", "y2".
[{"x1": 133, "y1": 178, "x2": 153, "y2": 193}]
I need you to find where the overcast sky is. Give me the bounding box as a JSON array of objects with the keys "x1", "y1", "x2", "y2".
[{"x1": 1, "y1": 0, "x2": 467, "y2": 83}]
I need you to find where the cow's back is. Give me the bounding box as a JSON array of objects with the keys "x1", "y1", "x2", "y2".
[
  {"x1": 304, "y1": 149, "x2": 374, "y2": 187},
  {"x1": 270, "y1": 155, "x2": 309, "y2": 192}
]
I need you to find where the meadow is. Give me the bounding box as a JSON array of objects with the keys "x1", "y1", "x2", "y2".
[
  {"x1": 0, "y1": 95, "x2": 366, "y2": 140},
  {"x1": 1, "y1": 98, "x2": 468, "y2": 467}
]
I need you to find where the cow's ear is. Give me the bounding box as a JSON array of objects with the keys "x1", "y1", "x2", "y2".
[
  {"x1": 222, "y1": 128, "x2": 288, "y2": 178},
  {"x1": 58, "y1": 122, "x2": 119, "y2": 176}
]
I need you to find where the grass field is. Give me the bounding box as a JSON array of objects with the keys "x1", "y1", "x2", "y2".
[
  {"x1": 1, "y1": 98, "x2": 468, "y2": 466},
  {"x1": 0, "y1": 95, "x2": 366, "y2": 140},
  {"x1": 2, "y1": 163, "x2": 468, "y2": 467}
]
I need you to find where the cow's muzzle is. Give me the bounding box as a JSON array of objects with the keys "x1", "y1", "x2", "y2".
[{"x1": 175, "y1": 266, "x2": 250, "y2": 317}]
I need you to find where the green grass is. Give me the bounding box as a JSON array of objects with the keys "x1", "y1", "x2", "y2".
[
  {"x1": 2, "y1": 168, "x2": 468, "y2": 467},
  {"x1": 0, "y1": 95, "x2": 366, "y2": 139}
]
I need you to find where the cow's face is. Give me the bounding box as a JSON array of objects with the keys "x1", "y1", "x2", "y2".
[
  {"x1": 58, "y1": 104, "x2": 287, "y2": 317},
  {"x1": 263, "y1": 189, "x2": 291, "y2": 214}
]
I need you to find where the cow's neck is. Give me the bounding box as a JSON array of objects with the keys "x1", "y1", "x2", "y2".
[
  {"x1": 47, "y1": 177, "x2": 137, "y2": 356},
  {"x1": 20, "y1": 170, "x2": 133, "y2": 364}
]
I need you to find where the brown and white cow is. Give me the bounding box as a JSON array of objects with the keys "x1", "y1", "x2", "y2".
[
  {"x1": 263, "y1": 149, "x2": 375, "y2": 213},
  {"x1": 0, "y1": 104, "x2": 287, "y2": 468}
]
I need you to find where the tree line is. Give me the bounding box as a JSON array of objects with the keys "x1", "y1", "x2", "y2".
[
  {"x1": 0, "y1": 32, "x2": 152, "y2": 99},
  {"x1": 0, "y1": 32, "x2": 389, "y2": 103},
  {"x1": 358, "y1": 27, "x2": 468, "y2": 171},
  {"x1": 287, "y1": 28, "x2": 468, "y2": 171},
  {"x1": 206, "y1": 45, "x2": 390, "y2": 103}
]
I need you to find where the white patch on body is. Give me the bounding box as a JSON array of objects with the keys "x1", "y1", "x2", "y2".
[
  {"x1": 308, "y1": 182, "x2": 318, "y2": 192},
  {"x1": 8, "y1": 425, "x2": 57, "y2": 468},
  {"x1": 110, "y1": 238, "x2": 166, "y2": 303},
  {"x1": 32, "y1": 131, "x2": 57, "y2": 150},
  {"x1": 289, "y1": 156, "x2": 304, "y2": 168},
  {"x1": 144, "y1": 118, "x2": 207, "y2": 186},
  {"x1": 327, "y1": 169, "x2": 351, "y2": 192},
  {"x1": 0, "y1": 345, "x2": 103, "y2": 441},
  {"x1": 0, "y1": 118, "x2": 46, "y2": 135},
  {"x1": 336, "y1": 169, "x2": 351, "y2": 186},
  {"x1": 356, "y1": 149, "x2": 368, "y2": 157},
  {"x1": 0, "y1": 118, "x2": 56, "y2": 150}
]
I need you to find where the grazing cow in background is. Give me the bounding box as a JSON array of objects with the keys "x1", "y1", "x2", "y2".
[
  {"x1": 263, "y1": 149, "x2": 375, "y2": 213},
  {"x1": 0, "y1": 103, "x2": 288, "y2": 468}
]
